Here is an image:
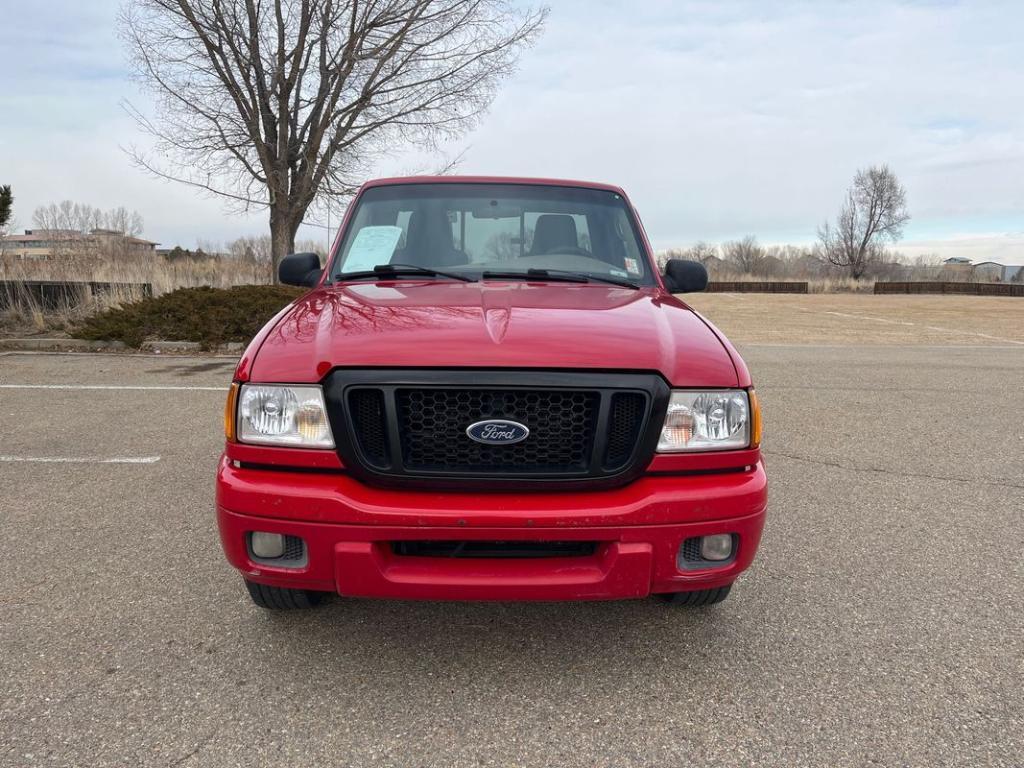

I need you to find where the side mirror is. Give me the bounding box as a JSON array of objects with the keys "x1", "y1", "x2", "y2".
[
  {"x1": 663, "y1": 259, "x2": 708, "y2": 293},
  {"x1": 278, "y1": 252, "x2": 322, "y2": 287}
]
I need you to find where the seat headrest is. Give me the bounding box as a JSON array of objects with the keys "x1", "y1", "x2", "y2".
[
  {"x1": 530, "y1": 214, "x2": 578, "y2": 255},
  {"x1": 399, "y1": 209, "x2": 455, "y2": 265}
]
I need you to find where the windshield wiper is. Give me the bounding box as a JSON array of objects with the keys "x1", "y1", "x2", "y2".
[
  {"x1": 336, "y1": 263, "x2": 475, "y2": 283},
  {"x1": 481, "y1": 268, "x2": 640, "y2": 289},
  {"x1": 546, "y1": 269, "x2": 641, "y2": 289},
  {"x1": 482, "y1": 268, "x2": 586, "y2": 284}
]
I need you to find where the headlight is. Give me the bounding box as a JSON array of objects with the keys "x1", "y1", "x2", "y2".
[
  {"x1": 236, "y1": 384, "x2": 334, "y2": 448},
  {"x1": 657, "y1": 389, "x2": 753, "y2": 452}
]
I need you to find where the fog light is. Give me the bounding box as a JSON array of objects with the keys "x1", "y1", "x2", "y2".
[
  {"x1": 700, "y1": 534, "x2": 734, "y2": 561},
  {"x1": 250, "y1": 532, "x2": 286, "y2": 559}
]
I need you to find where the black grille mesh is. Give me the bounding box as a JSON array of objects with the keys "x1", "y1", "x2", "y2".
[
  {"x1": 281, "y1": 535, "x2": 305, "y2": 562},
  {"x1": 395, "y1": 388, "x2": 600, "y2": 473},
  {"x1": 348, "y1": 389, "x2": 389, "y2": 466},
  {"x1": 680, "y1": 536, "x2": 703, "y2": 562},
  {"x1": 392, "y1": 541, "x2": 597, "y2": 558},
  {"x1": 605, "y1": 392, "x2": 647, "y2": 469}
]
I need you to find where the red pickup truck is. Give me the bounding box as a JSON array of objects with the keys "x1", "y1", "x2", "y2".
[{"x1": 217, "y1": 177, "x2": 766, "y2": 609}]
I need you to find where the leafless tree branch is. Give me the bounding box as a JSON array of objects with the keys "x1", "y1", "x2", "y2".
[
  {"x1": 818, "y1": 165, "x2": 910, "y2": 279},
  {"x1": 119, "y1": 0, "x2": 547, "y2": 278}
]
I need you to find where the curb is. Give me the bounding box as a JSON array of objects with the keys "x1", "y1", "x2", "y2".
[
  {"x1": 0, "y1": 338, "x2": 244, "y2": 355},
  {"x1": 140, "y1": 340, "x2": 203, "y2": 352},
  {"x1": 140, "y1": 341, "x2": 245, "y2": 354},
  {"x1": 0, "y1": 338, "x2": 127, "y2": 352}
]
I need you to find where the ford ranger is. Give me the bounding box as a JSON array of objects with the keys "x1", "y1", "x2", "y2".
[{"x1": 217, "y1": 177, "x2": 766, "y2": 609}]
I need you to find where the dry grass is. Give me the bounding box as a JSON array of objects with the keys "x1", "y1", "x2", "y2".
[
  {"x1": 707, "y1": 273, "x2": 875, "y2": 293},
  {"x1": 802, "y1": 276, "x2": 874, "y2": 293},
  {"x1": 684, "y1": 293, "x2": 1024, "y2": 346},
  {"x1": 1, "y1": 253, "x2": 271, "y2": 292},
  {"x1": 0, "y1": 255, "x2": 272, "y2": 334}
]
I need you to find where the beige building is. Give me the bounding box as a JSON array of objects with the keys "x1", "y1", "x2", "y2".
[
  {"x1": 0, "y1": 228, "x2": 159, "y2": 259},
  {"x1": 940, "y1": 256, "x2": 974, "y2": 277}
]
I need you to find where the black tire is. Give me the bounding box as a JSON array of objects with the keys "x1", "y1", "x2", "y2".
[
  {"x1": 655, "y1": 583, "x2": 732, "y2": 607},
  {"x1": 244, "y1": 579, "x2": 327, "y2": 610}
]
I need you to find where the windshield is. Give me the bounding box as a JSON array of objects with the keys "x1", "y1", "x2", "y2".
[{"x1": 328, "y1": 183, "x2": 654, "y2": 286}]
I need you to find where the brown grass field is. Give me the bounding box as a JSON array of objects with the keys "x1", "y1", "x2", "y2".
[{"x1": 684, "y1": 293, "x2": 1024, "y2": 346}]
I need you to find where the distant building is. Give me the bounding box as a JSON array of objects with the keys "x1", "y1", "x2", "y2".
[
  {"x1": 0, "y1": 228, "x2": 158, "y2": 259},
  {"x1": 940, "y1": 256, "x2": 974, "y2": 277},
  {"x1": 701, "y1": 254, "x2": 726, "y2": 273},
  {"x1": 972, "y1": 260, "x2": 1023, "y2": 282}
]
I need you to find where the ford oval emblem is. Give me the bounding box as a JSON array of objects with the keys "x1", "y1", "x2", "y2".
[{"x1": 465, "y1": 419, "x2": 530, "y2": 445}]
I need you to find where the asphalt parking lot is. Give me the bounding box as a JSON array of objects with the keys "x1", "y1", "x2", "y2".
[{"x1": 1, "y1": 345, "x2": 1022, "y2": 767}]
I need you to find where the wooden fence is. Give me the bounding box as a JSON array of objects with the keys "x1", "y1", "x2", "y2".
[
  {"x1": 874, "y1": 281, "x2": 1024, "y2": 297},
  {"x1": 706, "y1": 281, "x2": 808, "y2": 294},
  {"x1": 0, "y1": 280, "x2": 153, "y2": 311}
]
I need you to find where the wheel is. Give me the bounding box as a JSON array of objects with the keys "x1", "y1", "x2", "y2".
[
  {"x1": 244, "y1": 579, "x2": 327, "y2": 610},
  {"x1": 655, "y1": 583, "x2": 732, "y2": 607}
]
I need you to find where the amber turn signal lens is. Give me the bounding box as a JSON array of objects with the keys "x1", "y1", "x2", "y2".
[
  {"x1": 224, "y1": 383, "x2": 239, "y2": 442},
  {"x1": 749, "y1": 388, "x2": 762, "y2": 448}
]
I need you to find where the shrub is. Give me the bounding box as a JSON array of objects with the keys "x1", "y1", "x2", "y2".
[{"x1": 73, "y1": 285, "x2": 304, "y2": 348}]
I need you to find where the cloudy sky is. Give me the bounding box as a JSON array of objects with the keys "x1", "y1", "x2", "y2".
[{"x1": 1, "y1": 0, "x2": 1022, "y2": 260}]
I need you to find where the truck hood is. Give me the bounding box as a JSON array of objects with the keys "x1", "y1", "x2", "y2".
[{"x1": 249, "y1": 281, "x2": 739, "y2": 386}]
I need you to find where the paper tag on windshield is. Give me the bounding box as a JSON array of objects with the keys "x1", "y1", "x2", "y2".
[
  {"x1": 344, "y1": 225, "x2": 403, "y2": 272},
  {"x1": 624, "y1": 257, "x2": 640, "y2": 274}
]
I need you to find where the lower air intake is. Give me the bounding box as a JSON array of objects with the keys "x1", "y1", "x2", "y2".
[{"x1": 391, "y1": 540, "x2": 598, "y2": 559}]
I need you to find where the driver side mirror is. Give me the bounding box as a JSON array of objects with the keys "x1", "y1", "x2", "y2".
[
  {"x1": 663, "y1": 259, "x2": 708, "y2": 293},
  {"x1": 278, "y1": 252, "x2": 323, "y2": 287}
]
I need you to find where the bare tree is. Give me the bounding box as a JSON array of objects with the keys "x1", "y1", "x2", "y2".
[
  {"x1": 33, "y1": 201, "x2": 101, "y2": 234},
  {"x1": 295, "y1": 238, "x2": 328, "y2": 261},
  {"x1": 30, "y1": 201, "x2": 148, "y2": 259},
  {"x1": 684, "y1": 241, "x2": 718, "y2": 265},
  {"x1": 120, "y1": 0, "x2": 547, "y2": 279},
  {"x1": 656, "y1": 243, "x2": 718, "y2": 270},
  {"x1": 722, "y1": 235, "x2": 765, "y2": 275},
  {"x1": 32, "y1": 202, "x2": 98, "y2": 258},
  {"x1": 105, "y1": 206, "x2": 145, "y2": 237},
  {"x1": 818, "y1": 165, "x2": 910, "y2": 279},
  {"x1": 227, "y1": 234, "x2": 274, "y2": 264}
]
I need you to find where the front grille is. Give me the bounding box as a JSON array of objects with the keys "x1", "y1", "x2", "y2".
[
  {"x1": 348, "y1": 389, "x2": 389, "y2": 467},
  {"x1": 396, "y1": 389, "x2": 600, "y2": 473},
  {"x1": 324, "y1": 370, "x2": 669, "y2": 489},
  {"x1": 392, "y1": 540, "x2": 597, "y2": 558},
  {"x1": 605, "y1": 392, "x2": 647, "y2": 469}
]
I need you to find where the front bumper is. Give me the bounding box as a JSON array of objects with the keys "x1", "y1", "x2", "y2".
[{"x1": 216, "y1": 456, "x2": 767, "y2": 601}]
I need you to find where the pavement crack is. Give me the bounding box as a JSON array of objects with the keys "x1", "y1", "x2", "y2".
[
  {"x1": 168, "y1": 728, "x2": 222, "y2": 767},
  {"x1": 763, "y1": 449, "x2": 1024, "y2": 490}
]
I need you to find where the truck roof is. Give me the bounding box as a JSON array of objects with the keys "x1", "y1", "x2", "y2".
[{"x1": 361, "y1": 175, "x2": 627, "y2": 195}]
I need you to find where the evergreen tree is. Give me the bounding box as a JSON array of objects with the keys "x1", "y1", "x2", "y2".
[{"x1": 0, "y1": 185, "x2": 12, "y2": 228}]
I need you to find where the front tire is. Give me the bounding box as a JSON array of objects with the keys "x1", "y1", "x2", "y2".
[
  {"x1": 244, "y1": 579, "x2": 327, "y2": 610},
  {"x1": 655, "y1": 583, "x2": 732, "y2": 607}
]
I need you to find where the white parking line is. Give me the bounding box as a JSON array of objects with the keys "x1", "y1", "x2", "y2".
[
  {"x1": 819, "y1": 310, "x2": 1024, "y2": 345},
  {"x1": 0, "y1": 455, "x2": 161, "y2": 464},
  {"x1": 0, "y1": 384, "x2": 226, "y2": 391},
  {"x1": 823, "y1": 311, "x2": 915, "y2": 326}
]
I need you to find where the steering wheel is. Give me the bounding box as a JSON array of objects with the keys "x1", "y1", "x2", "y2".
[{"x1": 545, "y1": 246, "x2": 591, "y2": 257}]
